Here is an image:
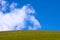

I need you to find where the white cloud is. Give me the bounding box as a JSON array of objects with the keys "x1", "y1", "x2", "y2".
[
  {"x1": 1, "y1": 0, "x2": 7, "y2": 12},
  {"x1": 0, "y1": 0, "x2": 41, "y2": 31},
  {"x1": 9, "y1": 2, "x2": 17, "y2": 11}
]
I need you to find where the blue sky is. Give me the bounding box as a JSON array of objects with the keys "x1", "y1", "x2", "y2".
[
  {"x1": 21, "y1": 0, "x2": 60, "y2": 30},
  {"x1": 1, "y1": 0, "x2": 60, "y2": 31},
  {"x1": 33, "y1": 0, "x2": 60, "y2": 30}
]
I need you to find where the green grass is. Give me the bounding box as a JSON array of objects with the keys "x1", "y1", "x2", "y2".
[{"x1": 0, "y1": 30, "x2": 60, "y2": 40}]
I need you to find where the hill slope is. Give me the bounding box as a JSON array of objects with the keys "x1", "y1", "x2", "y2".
[{"x1": 0, "y1": 30, "x2": 60, "y2": 40}]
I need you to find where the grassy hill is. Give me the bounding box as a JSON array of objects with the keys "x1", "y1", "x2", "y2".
[{"x1": 0, "y1": 30, "x2": 60, "y2": 40}]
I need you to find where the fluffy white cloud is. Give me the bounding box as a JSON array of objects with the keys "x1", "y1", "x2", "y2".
[{"x1": 0, "y1": 0, "x2": 41, "y2": 31}]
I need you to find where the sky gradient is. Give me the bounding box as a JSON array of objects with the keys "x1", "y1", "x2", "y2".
[
  {"x1": 34, "y1": 0, "x2": 60, "y2": 30},
  {"x1": 0, "y1": 0, "x2": 60, "y2": 31},
  {"x1": 19, "y1": 0, "x2": 60, "y2": 30}
]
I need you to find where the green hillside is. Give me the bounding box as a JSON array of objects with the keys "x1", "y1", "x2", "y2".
[{"x1": 0, "y1": 30, "x2": 60, "y2": 40}]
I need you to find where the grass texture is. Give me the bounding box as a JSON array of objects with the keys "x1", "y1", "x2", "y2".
[{"x1": 0, "y1": 30, "x2": 60, "y2": 40}]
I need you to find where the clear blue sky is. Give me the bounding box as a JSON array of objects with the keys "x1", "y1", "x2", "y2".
[
  {"x1": 6, "y1": 0, "x2": 60, "y2": 30},
  {"x1": 33, "y1": 0, "x2": 60, "y2": 31}
]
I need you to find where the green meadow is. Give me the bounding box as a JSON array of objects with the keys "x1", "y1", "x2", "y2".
[{"x1": 0, "y1": 30, "x2": 60, "y2": 40}]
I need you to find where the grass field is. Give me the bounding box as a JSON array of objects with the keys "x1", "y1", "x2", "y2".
[{"x1": 0, "y1": 30, "x2": 60, "y2": 40}]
